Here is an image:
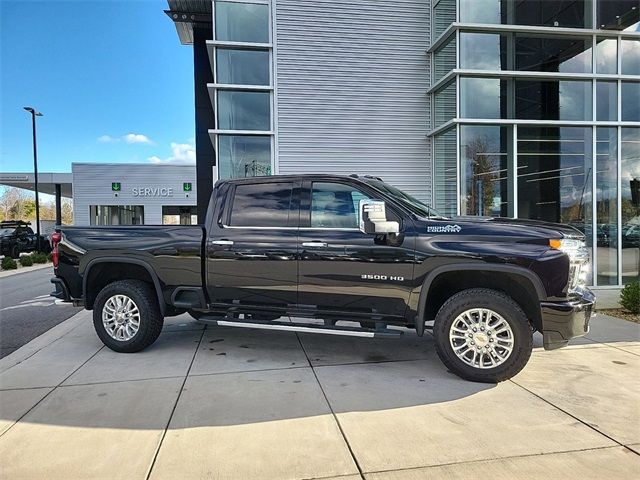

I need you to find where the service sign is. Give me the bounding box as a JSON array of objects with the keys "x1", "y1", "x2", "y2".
[{"x1": 132, "y1": 187, "x2": 174, "y2": 197}]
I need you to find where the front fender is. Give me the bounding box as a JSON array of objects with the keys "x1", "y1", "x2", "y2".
[{"x1": 412, "y1": 263, "x2": 547, "y2": 336}]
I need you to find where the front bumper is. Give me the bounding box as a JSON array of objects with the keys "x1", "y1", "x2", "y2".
[{"x1": 541, "y1": 286, "x2": 595, "y2": 350}]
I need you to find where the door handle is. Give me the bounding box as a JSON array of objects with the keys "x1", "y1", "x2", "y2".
[
  {"x1": 302, "y1": 241, "x2": 328, "y2": 248},
  {"x1": 210, "y1": 240, "x2": 234, "y2": 246}
]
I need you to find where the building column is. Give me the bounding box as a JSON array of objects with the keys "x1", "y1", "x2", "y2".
[
  {"x1": 55, "y1": 183, "x2": 62, "y2": 225},
  {"x1": 193, "y1": 25, "x2": 215, "y2": 223}
]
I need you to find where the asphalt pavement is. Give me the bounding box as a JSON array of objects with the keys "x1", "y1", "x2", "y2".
[{"x1": 0, "y1": 267, "x2": 81, "y2": 358}]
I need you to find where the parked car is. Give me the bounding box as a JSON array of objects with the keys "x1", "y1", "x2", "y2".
[
  {"x1": 50, "y1": 175, "x2": 594, "y2": 383},
  {"x1": 622, "y1": 223, "x2": 640, "y2": 248},
  {"x1": 0, "y1": 221, "x2": 50, "y2": 258}
]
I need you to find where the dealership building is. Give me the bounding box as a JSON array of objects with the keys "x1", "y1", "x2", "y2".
[
  {"x1": 162, "y1": 0, "x2": 639, "y2": 290},
  {"x1": 0, "y1": 163, "x2": 197, "y2": 226},
  {"x1": 1, "y1": 0, "x2": 638, "y2": 296}
]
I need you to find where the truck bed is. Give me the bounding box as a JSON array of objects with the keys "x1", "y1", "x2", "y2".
[{"x1": 56, "y1": 225, "x2": 204, "y2": 304}]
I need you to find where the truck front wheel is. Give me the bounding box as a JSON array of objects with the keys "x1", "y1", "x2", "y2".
[
  {"x1": 433, "y1": 288, "x2": 533, "y2": 383},
  {"x1": 93, "y1": 280, "x2": 164, "y2": 353}
]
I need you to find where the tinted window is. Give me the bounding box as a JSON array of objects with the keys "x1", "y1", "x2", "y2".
[
  {"x1": 596, "y1": 81, "x2": 618, "y2": 121},
  {"x1": 460, "y1": 77, "x2": 508, "y2": 119},
  {"x1": 622, "y1": 40, "x2": 640, "y2": 75},
  {"x1": 218, "y1": 135, "x2": 271, "y2": 179},
  {"x1": 596, "y1": 38, "x2": 618, "y2": 74},
  {"x1": 515, "y1": 79, "x2": 592, "y2": 121},
  {"x1": 597, "y1": 0, "x2": 640, "y2": 30},
  {"x1": 514, "y1": 35, "x2": 592, "y2": 73},
  {"x1": 215, "y1": 2, "x2": 269, "y2": 43},
  {"x1": 217, "y1": 91, "x2": 270, "y2": 131},
  {"x1": 311, "y1": 183, "x2": 370, "y2": 229},
  {"x1": 622, "y1": 82, "x2": 640, "y2": 121},
  {"x1": 216, "y1": 49, "x2": 270, "y2": 86},
  {"x1": 229, "y1": 182, "x2": 294, "y2": 227},
  {"x1": 460, "y1": 0, "x2": 591, "y2": 28}
]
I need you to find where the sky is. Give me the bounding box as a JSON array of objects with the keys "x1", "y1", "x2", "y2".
[{"x1": 0, "y1": 0, "x2": 195, "y2": 173}]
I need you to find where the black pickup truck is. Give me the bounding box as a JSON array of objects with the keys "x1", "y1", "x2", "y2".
[
  {"x1": 51, "y1": 174, "x2": 594, "y2": 382},
  {"x1": 1, "y1": 220, "x2": 50, "y2": 258}
]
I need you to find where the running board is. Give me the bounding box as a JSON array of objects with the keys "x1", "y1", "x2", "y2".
[{"x1": 197, "y1": 317, "x2": 403, "y2": 338}]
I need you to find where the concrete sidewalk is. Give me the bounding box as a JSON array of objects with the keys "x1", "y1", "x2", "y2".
[{"x1": 0, "y1": 312, "x2": 638, "y2": 479}]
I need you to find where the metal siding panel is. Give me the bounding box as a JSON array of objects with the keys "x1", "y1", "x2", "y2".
[
  {"x1": 71, "y1": 164, "x2": 197, "y2": 226},
  {"x1": 275, "y1": 0, "x2": 432, "y2": 201}
]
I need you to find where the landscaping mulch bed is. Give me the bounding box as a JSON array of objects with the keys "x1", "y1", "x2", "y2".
[{"x1": 598, "y1": 308, "x2": 640, "y2": 323}]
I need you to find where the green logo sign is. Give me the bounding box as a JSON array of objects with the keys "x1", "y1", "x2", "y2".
[
  {"x1": 111, "y1": 182, "x2": 121, "y2": 192},
  {"x1": 183, "y1": 182, "x2": 192, "y2": 192}
]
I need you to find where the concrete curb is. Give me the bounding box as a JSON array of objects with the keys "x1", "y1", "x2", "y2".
[
  {"x1": 0, "y1": 263, "x2": 52, "y2": 279},
  {"x1": 0, "y1": 310, "x2": 89, "y2": 374}
]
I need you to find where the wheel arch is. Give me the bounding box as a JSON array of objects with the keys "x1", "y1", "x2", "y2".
[
  {"x1": 416, "y1": 264, "x2": 546, "y2": 336},
  {"x1": 83, "y1": 258, "x2": 166, "y2": 315}
]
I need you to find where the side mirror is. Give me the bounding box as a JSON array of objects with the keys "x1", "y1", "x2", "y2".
[{"x1": 359, "y1": 200, "x2": 400, "y2": 235}]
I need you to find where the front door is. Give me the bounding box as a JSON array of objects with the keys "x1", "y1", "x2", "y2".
[
  {"x1": 297, "y1": 180, "x2": 415, "y2": 320},
  {"x1": 206, "y1": 180, "x2": 299, "y2": 312}
]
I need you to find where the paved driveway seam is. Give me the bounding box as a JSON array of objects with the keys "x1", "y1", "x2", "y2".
[
  {"x1": 0, "y1": 344, "x2": 105, "y2": 439},
  {"x1": 145, "y1": 327, "x2": 207, "y2": 480},
  {"x1": 509, "y1": 377, "x2": 636, "y2": 451},
  {"x1": 57, "y1": 374, "x2": 188, "y2": 388},
  {"x1": 295, "y1": 332, "x2": 366, "y2": 478},
  {"x1": 361, "y1": 445, "x2": 626, "y2": 477},
  {"x1": 602, "y1": 342, "x2": 640, "y2": 357}
]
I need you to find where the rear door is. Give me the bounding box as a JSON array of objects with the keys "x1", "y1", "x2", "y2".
[
  {"x1": 297, "y1": 180, "x2": 416, "y2": 320},
  {"x1": 205, "y1": 179, "x2": 300, "y2": 311}
]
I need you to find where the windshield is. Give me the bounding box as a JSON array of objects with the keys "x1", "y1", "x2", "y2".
[
  {"x1": 0, "y1": 228, "x2": 16, "y2": 236},
  {"x1": 363, "y1": 179, "x2": 447, "y2": 219}
]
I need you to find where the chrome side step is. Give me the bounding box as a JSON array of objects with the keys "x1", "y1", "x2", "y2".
[{"x1": 197, "y1": 317, "x2": 403, "y2": 338}]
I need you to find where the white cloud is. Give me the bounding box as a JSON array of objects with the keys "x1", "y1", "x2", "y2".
[
  {"x1": 123, "y1": 133, "x2": 153, "y2": 144},
  {"x1": 148, "y1": 142, "x2": 196, "y2": 165},
  {"x1": 98, "y1": 133, "x2": 153, "y2": 144}
]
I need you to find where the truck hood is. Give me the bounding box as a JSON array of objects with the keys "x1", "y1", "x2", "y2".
[{"x1": 419, "y1": 216, "x2": 585, "y2": 241}]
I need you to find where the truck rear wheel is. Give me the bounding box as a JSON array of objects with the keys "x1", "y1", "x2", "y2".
[
  {"x1": 93, "y1": 280, "x2": 164, "y2": 353},
  {"x1": 433, "y1": 288, "x2": 533, "y2": 383}
]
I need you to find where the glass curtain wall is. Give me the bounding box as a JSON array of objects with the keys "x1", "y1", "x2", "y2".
[
  {"x1": 430, "y1": 0, "x2": 640, "y2": 287},
  {"x1": 211, "y1": 1, "x2": 273, "y2": 180},
  {"x1": 460, "y1": 125, "x2": 512, "y2": 217},
  {"x1": 595, "y1": 128, "x2": 618, "y2": 285},
  {"x1": 621, "y1": 128, "x2": 640, "y2": 283},
  {"x1": 517, "y1": 126, "x2": 594, "y2": 282}
]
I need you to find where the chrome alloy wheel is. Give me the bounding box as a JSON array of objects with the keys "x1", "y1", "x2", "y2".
[
  {"x1": 102, "y1": 294, "x2": 141, "y2": 341},
  {"x1": 449, "y1": 308, "x2": 514, "y2": 369}
]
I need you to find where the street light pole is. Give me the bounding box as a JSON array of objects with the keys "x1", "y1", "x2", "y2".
[{"x1": 24, "y1": 106, "x2": 43, "y2": 253}]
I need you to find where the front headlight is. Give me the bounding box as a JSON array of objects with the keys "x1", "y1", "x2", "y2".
[{"x1": 550, "y1": 238, "x2": 590, "y2": 288}]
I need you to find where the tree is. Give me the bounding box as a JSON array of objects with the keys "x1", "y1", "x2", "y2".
[
  {"x1": 465, "y1": 137, "x2": 497, "y2": 216},
  {"x1": 1, "y1": 187, "x2": 32, "y2": 221},
  {"x1": 61, "y1": 199, "x2": 73, "y2": 225},
  {"x1": 0, "y1": 186, "x2": 74, "y2": 224}
]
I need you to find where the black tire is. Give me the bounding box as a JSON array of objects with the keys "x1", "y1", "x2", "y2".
[
  {"x1": 433, "y1": 288, "x2": 533, "y2": 383},
  {"x1": 10, "y1": 245, "x2": 20, "y2": 259},
  {"x1": 93, "y1": 280, "x2": 164, "y2": 353}
]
